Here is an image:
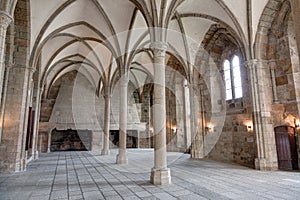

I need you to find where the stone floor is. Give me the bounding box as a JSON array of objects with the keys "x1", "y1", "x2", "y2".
[{"x1": 0, "y1": 149, "x2": 300, "y2": 200}]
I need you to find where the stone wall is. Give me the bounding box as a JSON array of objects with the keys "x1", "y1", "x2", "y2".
[
  {"x1": 270, "y1": 7, "x2": 298, "y2": 116},
  {"x1": 209, "y1": 114, "x2": 255, "y2": 167},
  {"x1": 196, "y1": 23, "x2": 255, "y2": 167},
  {"x1": 39, "y1": 71, "x2": 148, "y2": 151}
]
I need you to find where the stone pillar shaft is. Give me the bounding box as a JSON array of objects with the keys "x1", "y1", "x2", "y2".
[
  {"x1": 0, "y1": 12, "x2": 12, "y2": 105},
  {"x1": 32, "y1": 88, "x2": 42, "y2": 159},
  {"x1": 150, "y1": 42, "x2": 171, "y2": 185},
  {"x1": 0, "y1": 65, "x2": 11, "y2": 143},
  {"x1": 0, "y1": 13, "x2": 12, "y2": 144},
  {"x1": 116, "y1": 76, "x2": 128, "y2": 164},
  {"x1": 183, "y1": 81, "x2": 191, "y2": 151},
  {"x1": 269, "y1": 61, "x2": 279, "y2": 102},
  {"x1": 174, "y1": 78, "x2": 184, "y2": 150},
  {"x1": 246, "y1": 60, "x2": 278, "y2": 170},
  {"x1": 0, "y1": 66, "x2": 33, "y2": 173},
  {"x1": 47, "y1": 131, "x2": 51, "y2": 153},
  {"x1": 101, "y1": 91, "x2": 111, "y2": 155},
  {"x1": 189, "y1": 83, "x2": 204, "y2": 159}
]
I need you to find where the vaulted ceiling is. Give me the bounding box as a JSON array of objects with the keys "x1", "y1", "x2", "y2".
[{"x1": 28, "y1": 0, "x2": 270, "y2": 96}]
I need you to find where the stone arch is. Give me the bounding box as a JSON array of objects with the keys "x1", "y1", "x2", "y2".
[
  {"x1": 254, "y1": 0, "x2": 286, "y2": 60},
  {"x1": 255, "y1": 0, "x2": 299, "y2": 112},
  {"x1": 253, "y1": 0, "x2": 300, "y2": 170},
  {"x1": 0, "y1": 0, "x2": 18, "y2": 16}
]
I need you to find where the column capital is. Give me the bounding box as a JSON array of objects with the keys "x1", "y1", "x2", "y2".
[
  {"x1": 103, "y1": 85, "x2": 111, "y2": 99},
  {"x1": 244, "y1": 59, "x2": 269, "y2": 69},
  {"x1": 0, "y1": 11, "x2": 13, "y2": 28},
  {"x1": 150, "y1": 42, "x2": 168, "y2": 57},
  {"x1": 185, "y1": 83, "x2": 198, "y2": 91},
  {"x1": 269, "y1": 59, "x2": 277, "y2": 70},
  {"x1": 244, "y1": 59, "x2": 259, "y2": 67},
  {"x1": 104, "y1": 93, "x2": 112, "y2": 99},
  {"x1": 5, "y1": 61, "x2": 14, "y2": 70},
  {"x1": 11, "y1": 66, "x2": 36, "y2": 73},
  {"x1": 119, "y1": 75, "x2": 129, "y2": 87}
]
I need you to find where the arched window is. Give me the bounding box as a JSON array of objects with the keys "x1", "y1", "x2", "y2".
[{"x1": 223, "y1": 55, "x2": 243, "y2": 100}]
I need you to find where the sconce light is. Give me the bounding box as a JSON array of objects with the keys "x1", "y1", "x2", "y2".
[
  {"x1": 245, "y1": 121, "x2": 253, "y2": 132},
  {"x1": 205, "y1": 123, "x2": 214, "y2": 133},
  {"x1": 295, "y1": 119, "x2": 300, "y2": 129},
  {"x1": 149, "y1": 125, "x2": 153, "y2": 134},
  {"x1": 247, "y1": 125, "x2": 252, "y2": 132},
  {"x1": 172, "y1": 126, "x2": 178, "y2": 134}
]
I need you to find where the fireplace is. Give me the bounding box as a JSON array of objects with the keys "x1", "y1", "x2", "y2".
[{"x1": 50, "y1": 128, "x2": 92, "y2": 151}]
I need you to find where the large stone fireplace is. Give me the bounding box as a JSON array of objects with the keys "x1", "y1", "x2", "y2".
[{"x1": 50, "y1": 129, "x2": 92, "y2": 151}]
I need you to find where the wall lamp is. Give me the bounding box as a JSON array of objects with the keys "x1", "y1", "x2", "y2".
[
  {"x1": 205, "y1": 123, "x2": 214, "y2": 133},
  {"x1": 247, "y1": 125, "x2": 252, "y2": 132},
  {"x1": 172, "y1": 126, "x2": 178, "y2": 134},
  {"x1": 295, "y1": 119, "x2": 300, "y2": 129},
  {"x1": 245, "y1": 121, "x2": 253, "y2": 132}
]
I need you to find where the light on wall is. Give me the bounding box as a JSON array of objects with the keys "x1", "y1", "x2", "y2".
[
  {"x1": 295, "y1": 119, "x2": 300, "y2": 129},
  {"x1": 205, "y1": 122, "x2": 214, "y2": 133},
  {"x1": 149, "y1": 125, "x2": 153, "y2": 134},
  {"x1": 247, "y1": 125, "x2": 252, "y2": 132},
  {"x1": 172, "y1": 126, "x2": 178, "y2": 134},
  {"x1": 245, "y1": 121, "x2": 253, "y2": 132}
]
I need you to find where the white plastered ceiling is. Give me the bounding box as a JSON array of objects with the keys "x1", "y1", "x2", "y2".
[{"x1": 30, "y1": 0, "x2": 269, "y2": 94}]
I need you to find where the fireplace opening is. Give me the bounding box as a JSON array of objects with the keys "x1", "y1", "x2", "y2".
[
  {"x1": 109, "y1": 130, "x2": 138, "y2": 148},
  {"x1": 50, "y1": 128, "x2": 92, "y2": 151}
]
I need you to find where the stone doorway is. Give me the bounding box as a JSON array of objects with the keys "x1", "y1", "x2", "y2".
[{"x1": 274, "y1": 126, "x2": 299, "y2": 170}]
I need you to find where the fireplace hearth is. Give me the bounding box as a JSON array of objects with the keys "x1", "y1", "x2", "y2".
[{"x1": 50, "y1": 128, "x2": 92, "y2": 151}]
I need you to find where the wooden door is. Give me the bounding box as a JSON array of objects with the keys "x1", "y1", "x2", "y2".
[
  {"x1": 275, "y1": 126, "x2": 298, "y2": 170},
  {"x1": 288, "y1": 127, "x2": 299, "y2": 170}
]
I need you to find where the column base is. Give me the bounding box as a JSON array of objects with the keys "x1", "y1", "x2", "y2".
[
  {"x1": 150, "y1": 168, "x2": 171, "y2": 185},
  {"x1": 255, "y1": 158, "x2": 278, "y2": 170},
  {"x1": 34, "y1": 150, "x2": 39, "y2": 159},
  {"x1": 190, "y1": 148, "x2": 204, "y2": 159},
  {"x1": 116, "y1": 154, "x2": 128, "y2": 164},
  {"x1": 16, "y1": 157, "x2": 27, "y2": 172},
  {"x1": 101, "y1": 149, "x2": 110, "y2": 156},
  {"x1": 191, "y1": 145, "x2": 204, "y2": 159}
]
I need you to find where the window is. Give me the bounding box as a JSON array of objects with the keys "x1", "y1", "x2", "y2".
[{"x1": 223, "y1": 55, "x2": 243, "y2": 100}]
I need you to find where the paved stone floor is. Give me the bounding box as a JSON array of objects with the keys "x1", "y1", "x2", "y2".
[{"x1": 0, "y1": 149, "x2": 300, "y2": 200}]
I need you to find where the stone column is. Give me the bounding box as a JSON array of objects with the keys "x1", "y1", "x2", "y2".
[
  {"x1": 0, "y1": 66, "x2": 33, "y2": 173},
  {"x1": 32, "y1": 88, "x2": 42, "y2": 159},
  {"x1": 183, "y1": 80, "x2": 191, "y2": 151},
  {"x1": 0, "y1": 64, "x2": 11, "y2": 143},
  {"x1": 150, "y1": 42, "x2": 171, "y2": 185},
  {"x1": 116, "y1": 76, "x2": 129, "y2": 164},
  {"x1": 245, "y1": 59, "x2": 278, "y2": 170},
  {"x1": 47, "y1": 131, "x2": 51, "y2": 153},
  {"x1": 39, "y1": 133, "x2": 43, "y2": 152},
  {"x1": 190, "y1": 84, "x2": 204, "y2": 159},
  {"x1": 175, "y1": 77, "x2": 184, "y2": 150},
  {"x1": 188, "y1": 84, "x2": 196, "y2": 156},
  {"x1": 269, "y1": 61, "x2": 279, "y2": 103},
  {"x1": 0, "y1": 12, "x2": 12, "y2": 105},
  {"x1": 101, "y1": 90, "x2": 111, "y2": 155}
]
